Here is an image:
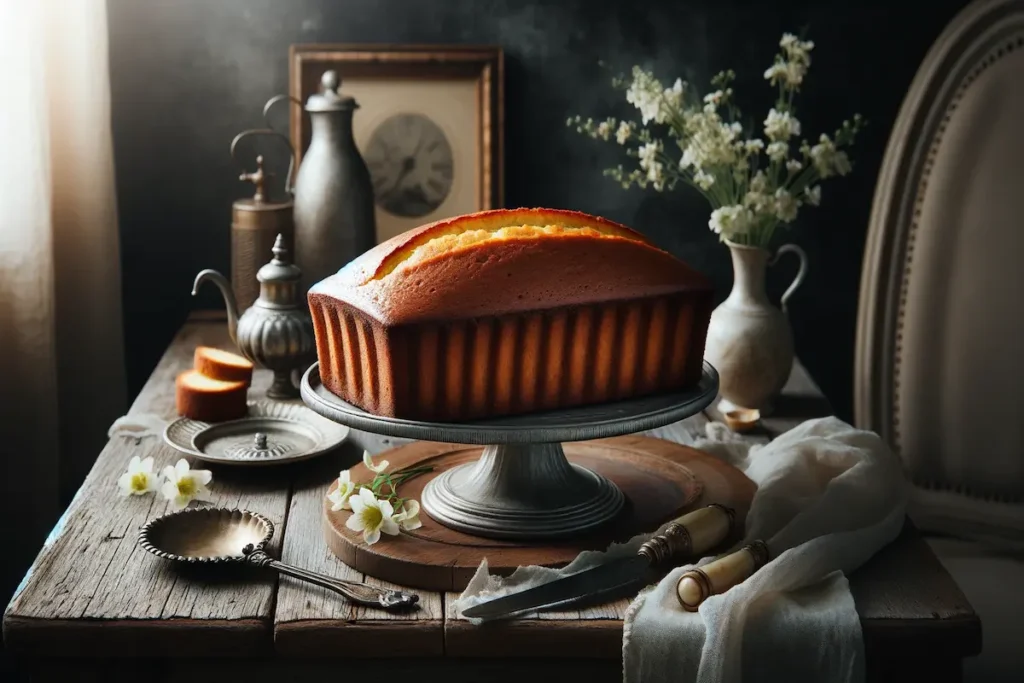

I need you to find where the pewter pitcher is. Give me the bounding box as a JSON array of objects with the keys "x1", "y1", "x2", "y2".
[{"x1": 265, "y1": 70, "x2": 376, "y2": 295}]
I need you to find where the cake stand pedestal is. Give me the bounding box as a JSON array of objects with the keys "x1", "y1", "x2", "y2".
[{"x1": 300, "y1": 362, "x2": 718, "y2": 540}]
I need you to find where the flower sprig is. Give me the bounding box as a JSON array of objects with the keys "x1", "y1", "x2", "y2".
[
  {"x1": 329, "y1": 451, "x2": 432, "y2": 545},
  {"x1": 117, "y1": 456, "x2": 212, "y2": 510},
  {"x1": 568, "y1": 32, "x2": 864, "y2": 248}
]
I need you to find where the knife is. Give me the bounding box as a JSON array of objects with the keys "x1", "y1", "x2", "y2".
[{"x1": 460, "y1": 504, "x2": 737, "y2": 620}]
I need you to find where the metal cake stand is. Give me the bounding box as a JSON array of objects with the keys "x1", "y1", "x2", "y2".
[{"x1": 300, "y1": 362, "x2": 718, "y2": 540}]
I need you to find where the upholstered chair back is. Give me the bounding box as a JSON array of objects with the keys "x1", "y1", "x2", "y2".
[{"x1": 856, "y1": 0, "x2": 1024, "y2": 545}]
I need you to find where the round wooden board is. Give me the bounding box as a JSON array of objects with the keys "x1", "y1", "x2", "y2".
[{"x1": 323, "y1": 435, "x2": 756, "y2": 591}]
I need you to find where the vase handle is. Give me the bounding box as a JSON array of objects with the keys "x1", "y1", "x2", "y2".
[{"x1": 770, "y1": 243, "x2": 808, "y2": 315}]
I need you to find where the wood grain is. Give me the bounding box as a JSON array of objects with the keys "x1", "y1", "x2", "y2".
[
  {"x1": 3, "y1": 323, "x2": 289, "y2": 656},
  {"x1": 3, "y1": 316, "x2": 981, "y2": 673},
  {"x1": 274, "y1": 433, "x2": 446, "y2": 656},
  {"x1": 320, "y1": 435, "x2": 752, "y2": 592}
]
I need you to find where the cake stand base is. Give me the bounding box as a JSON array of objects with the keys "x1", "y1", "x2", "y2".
[
  {"x1": 301, "y1": 361, "x2": 720, "y2": 540},
  {"x1": 420, "y1": 443, "x2": 624, "y2": 539},
  {"x1": 322, "y1": 436, "x2": 756, "y2": 592}
]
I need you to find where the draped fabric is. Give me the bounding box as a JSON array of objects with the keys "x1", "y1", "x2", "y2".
[{"x1": 0, "y1": 0, "x2": 126, "y2": 599}]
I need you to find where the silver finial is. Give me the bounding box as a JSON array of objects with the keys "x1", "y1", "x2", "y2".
[
  {"x1": 271, "y1": 233, "x2": 287, "y2": 263},
  {"x1": 321, "y1": 70, "x2": 340, "y2": 93},
  {"x1": 254, "y1": 433, "x2": 268, "y2": 450}
]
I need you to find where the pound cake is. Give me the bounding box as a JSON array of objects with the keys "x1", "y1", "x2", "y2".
[
  {"x1": 193, "y1": 346, "x2": 254, "y2": 384},
  {"x1": 176, "y1": 370, "x2": 249, "y2": 422},
  {"x1": 307, "y1": 207, "x2": 714, "y2": 421}
]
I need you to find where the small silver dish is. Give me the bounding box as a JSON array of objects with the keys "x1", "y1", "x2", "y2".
[
  {"x1": 163, "y1": 400, "x2": 349, "y2": 466},
  {"x1": 139, "y1": 507, "x2": 419, "y2": 611}
]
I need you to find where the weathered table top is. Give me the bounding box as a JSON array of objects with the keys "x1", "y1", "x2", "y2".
[{"x1": 3, "y1": 315, "x2": 980, "y2": 679}]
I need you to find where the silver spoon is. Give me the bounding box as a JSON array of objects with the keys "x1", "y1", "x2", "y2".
[{"x1": 138, "y1": 506, "x2": 419, "y2": 611}]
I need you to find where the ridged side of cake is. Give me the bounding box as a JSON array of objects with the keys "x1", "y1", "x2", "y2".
[{"x1": 309, "y1": 292, "x2": 712, "y2": 421}]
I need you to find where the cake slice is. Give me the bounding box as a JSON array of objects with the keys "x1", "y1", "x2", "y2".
[
  {"x1": 308, "y1": 207, "x2": 714, "y2": 421},
  {"x1": 175, "y1": 370, "x2": 248, "y2": 422},
  {"x1": 194, "y1": 346, "x2": 254, "y2": 384}
]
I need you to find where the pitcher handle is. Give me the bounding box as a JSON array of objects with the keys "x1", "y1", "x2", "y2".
[
  {"x1": 262, "y1": 94, "x2": 304, "y2": 194},
  {"x1": 230, "y1": 128, "x2": 296, "y2": 197},
  {"x1": 769, "y1": 243, "x2": 808, "y2": 315}
]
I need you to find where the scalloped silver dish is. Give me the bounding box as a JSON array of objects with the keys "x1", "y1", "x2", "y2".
[
  {"x1": 163, "y1": 400, "x2": 349, "y2": 466},
  {"x1": 139, "y1": 507, "x2": 274, "y2": 563}
]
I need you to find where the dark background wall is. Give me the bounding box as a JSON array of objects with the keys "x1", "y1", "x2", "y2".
[{"x1": 107, "y1": 0, "x2": 971, "y2": 424}]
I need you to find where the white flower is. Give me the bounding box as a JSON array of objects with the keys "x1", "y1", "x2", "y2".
[
  {"x1": 118, "y1": 455, "x2": 159, "y2": 496},
  {"x1": 809, "y1": 134, "x2": 852, "y2": 178},
  {"x1": 774, "y1": 188, "x2": 799, "y2": 222},
  {"x1": 345, "y1": 488, "x2": 399, "y2": 544},
  {"x1": 693, "y1": 169, "x2": 715, "y2": 190},
  {"x1": 626, "y1": 68, "x2": 677, "y2": 125},
  {"x1": 662, "y1": 78, "x2": 684, "y2": 114},
  {"x1": 764, "y1": 108, "x2": 801, "y2": 142},
  {"x1": 624, "y1": 68, "x2": 683, "y2": 126},
  {"x1": 764, "y1": 60, "x2": 808, "y2": 88},
  {"x1": 703, "y1": 90, "x2": 725, "y2": 106},
  {"x1": 327, "y1": 470, "x2": 356, "y2": 511},
  {"x1": 744, "y1": 189, "x2": 772, "y2": 214},
  {"x1": 767, "y1": 141, "x2": 789, "y2": 162},
  {"x1": 595, "y1": 119, "x2": 613, "y2": 141},
  {"x1": 781, "y1": 33, "x2": 815, "y2": 62},
  {"x1": 392, "y1": 499, "x2": 423, "y2": 531},
  {"x1": 805, "y1": 185, "x2": 822, "y2": 206},
  {"x1": 363, "y1": 450, "x2": 389, "y2": 474},
  {"x1": 638, "y1": 141, "x2": 665, "y2": 190},
  {"x1": 743, "y1": 139, "x2": 765, "y2": 154},
  {"x1": 615, "y1": 121, "x2": 632, "y2": 145},
  {"x1": 780, "y1": 33, "x2": 800, "y2": 50},
  {"x1": 786, "y1": 159, "x2": 803, "y2": 173},
  {"x1": 749, "y1": 170, "x2": 769, "y2": 194},
  {"x1": 709, "y1": 205, "x2": 755, "y2": 239},
  {"x1": 764, "y1": 62, "x2": 787, "y2": 85},
  {"x1": 160, "y1": 459, "x2": 212, "y2": 510},
  {"x1": 678, "y1": 109, "x2": 742, "y2": 173}
]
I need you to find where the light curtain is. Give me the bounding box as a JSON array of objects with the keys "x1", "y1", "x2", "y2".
[{"x1": 0, "y1": 0, "x2": 126, "y2": 597}]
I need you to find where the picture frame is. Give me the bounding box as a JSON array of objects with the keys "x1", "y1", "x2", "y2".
[{"x1": 288, "y1": 44, "x2": 504, "y2": 244}]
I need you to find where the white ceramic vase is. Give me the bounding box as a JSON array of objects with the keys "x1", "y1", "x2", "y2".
[{"x1": 704, "y1": 240, "x2": 808, "y2": 412}]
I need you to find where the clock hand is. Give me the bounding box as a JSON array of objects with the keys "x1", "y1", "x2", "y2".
[
  {"x1": 411, "y1": 134, "x2": 425, "y2": 158},
  {"x1": 385, "y1": 159, "x2": 415, "y2": 196}
]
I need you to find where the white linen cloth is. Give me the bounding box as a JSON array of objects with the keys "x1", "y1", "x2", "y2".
[
  {"x1": 108, "y1": 413, "x2": 169, "y2": 441},
  {"x1": 456, "y1": 416, "x2": 908, "y2": 683}
]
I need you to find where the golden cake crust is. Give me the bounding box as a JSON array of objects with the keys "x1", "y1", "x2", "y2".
[{"x1": 309, "y1": 207, "x2": 712, "y2": 325}]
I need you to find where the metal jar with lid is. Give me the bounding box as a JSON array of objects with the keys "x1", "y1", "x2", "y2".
[
  {"x1": 229, "y1": 129, "x2": 297, "y2": 313},
  {"x1": 268, "y1": 70, "x2": 376, "y2": 295}
]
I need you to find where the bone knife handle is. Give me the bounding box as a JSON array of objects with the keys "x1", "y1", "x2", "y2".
[
  {"x1": 675, "y1": 540, "x2": 769, "y2": 612},
  {"x1": 637, "y1": 504, "x2": 736, "y2": 566}
]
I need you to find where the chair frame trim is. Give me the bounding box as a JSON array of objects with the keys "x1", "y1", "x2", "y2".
[{"x1": 855, "y1": 0, "x2": 1024, "y2": 453}]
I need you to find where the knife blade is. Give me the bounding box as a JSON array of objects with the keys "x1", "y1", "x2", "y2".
[{"x1": 460, "y1": 504, "x2": 736, "y2": 620}]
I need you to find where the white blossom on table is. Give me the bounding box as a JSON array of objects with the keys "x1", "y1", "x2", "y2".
[
  {"x1": 327, "y1": 469, "x2": 356, "y2": 511},
  {"x1": 160, "y1": 459, "x2": 212, "y2": 510},
  {"x1": 346, "y1": 488, "x2": 400, "y2": 545},
  {"x1": 568, "y1": 32, "x2": 863, "y2": 248},
  {"x1": 117, "y1": 455, "x2": 160, "y2": 496}
]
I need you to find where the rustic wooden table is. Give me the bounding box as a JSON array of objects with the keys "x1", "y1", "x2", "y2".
[{"x1": 3, "y1": 315, "x2": 980, "y2": 682}]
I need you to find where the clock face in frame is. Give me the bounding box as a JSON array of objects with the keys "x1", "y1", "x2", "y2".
[{"x1": 364, "y1": 113, "x2": 455, "y2": 218}]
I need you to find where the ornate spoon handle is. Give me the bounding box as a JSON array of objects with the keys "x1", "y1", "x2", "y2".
[{"x1": 242, "y1": 544, "x2": 419, "y2": 611}]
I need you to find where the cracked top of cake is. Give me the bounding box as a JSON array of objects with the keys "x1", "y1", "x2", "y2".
[{"x1": 308, "y1": 207, "x2": 712, "y2": 325}]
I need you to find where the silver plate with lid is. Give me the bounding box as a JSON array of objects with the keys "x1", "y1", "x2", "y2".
[{"x1": 163, "y1": 400, "x2": 349, "y2": 466}]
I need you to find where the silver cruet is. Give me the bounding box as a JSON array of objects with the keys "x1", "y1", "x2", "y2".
[{"x1": 192, "y1": 234, "x2": 317, "y2": 399}]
